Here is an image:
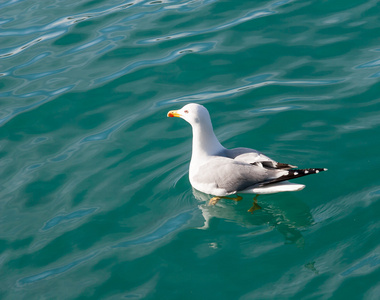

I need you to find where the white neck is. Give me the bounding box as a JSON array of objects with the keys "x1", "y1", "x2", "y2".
[{"x1": 190, "y1": 118, "x2": 224, "y2": 164}]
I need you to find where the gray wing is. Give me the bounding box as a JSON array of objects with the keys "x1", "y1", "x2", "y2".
[
  {"x1": 223, "y1": 147, "x2": 297, "y2": 169},
  {"x1": 193, "y1": 156, "x2": 286, "y2": 194}
]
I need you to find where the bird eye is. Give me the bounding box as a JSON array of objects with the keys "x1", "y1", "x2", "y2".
[{"x1": 184, "y1": 110, "x2": 189, "y2": 114}]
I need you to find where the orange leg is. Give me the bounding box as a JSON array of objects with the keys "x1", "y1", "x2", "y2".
[
  {"x1": 209, "y1": 195, "x2": 243, "y2": 206},
  {"x1": 248, "y1": 195, "x2": 262, "y2": 213}
]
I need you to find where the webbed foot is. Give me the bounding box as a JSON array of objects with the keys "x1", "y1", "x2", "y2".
[
  {"x1": 209, "y1": 197, "x2": 221, "y2": 206},
  {"x1": 248, "y1": 195, "x2": 262, "y2": 213},
  {"x1": 208, "y1": 195, "x2": 242, "y2": 206}
]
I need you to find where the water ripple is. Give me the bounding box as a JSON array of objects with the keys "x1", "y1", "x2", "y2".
[
  {"x1": 0, "y1": 30, "x2": 65, "y2": 59},
  {"x1": 0, "y1": 0, "x2": 23, "y2": 10},
  {"x1": 0, "y1": 85, "x2": 74, "y2": 126},
  {"x1": 161, "y1": 0, "x2": 217, "y2": 12},
  {"x1": 18, "y1": 251, "x2": 99, "y2": 285},
  {"x1": 0, "y1": 0, "x2": 147, "y2": 60},
  {"x1": 158, "y1": 74, "x2": 343, "y2": 106},
  {"x1": 0, "y1": 0, "x2": 143, "y2": 37},
  {"x1": 139, "y1": 10, "x2": 273, "y2": 44},
  {"x1": 139, "y1": 0, "x2": 293, "y2": 44},
  {"x1": 42, "y1": 208, "x2": 98, "y2": 231},
  {"x1": 95, "y1": 41, "x2": 216, "y2": 84},
  {"x1": 341, "y1": 254, "x2": 380, "y2": 277},
  {"x1": 80, "y1": 116, "x2": 133, "y2": 143},
  {"x1": 113, "y1": 209, "x2": 194, "y2": 248}
]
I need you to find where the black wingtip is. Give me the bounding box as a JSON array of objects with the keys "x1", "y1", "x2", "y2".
[
  {"x1": 288, "y1": 168, "x2": 327, "y2": 177},
  {"x1": 260, "y1": 167, "x2": 327, "y2": 186},
  {"x1": 292, "y1": 168, "x2": 327, "y2": 175}
]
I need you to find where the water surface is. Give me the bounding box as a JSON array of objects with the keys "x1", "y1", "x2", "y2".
[{"x1": 1, "y1": 0, "x2": 380, "y2": 299}]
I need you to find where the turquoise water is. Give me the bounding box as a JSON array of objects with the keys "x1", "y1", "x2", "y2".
[{"x1": 1, "y1": 0, "x2": 380, "y2": 298}]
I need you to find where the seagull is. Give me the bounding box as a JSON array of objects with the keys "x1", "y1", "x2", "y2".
[{"x1": 167, "y1": 103, "x2": 327, "y2": 211}]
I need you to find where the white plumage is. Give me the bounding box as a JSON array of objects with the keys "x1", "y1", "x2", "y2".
[{"x1": 168, "y1": 103, "x2": 326, "y2": 197}]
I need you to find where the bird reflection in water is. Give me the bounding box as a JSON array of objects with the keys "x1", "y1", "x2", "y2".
[
  {"x1": 208, "y1": 194, "x2": 261, "y2": 213},
  {"x1": 192, "y1": 188, "x2": 313, "y2": 247}
]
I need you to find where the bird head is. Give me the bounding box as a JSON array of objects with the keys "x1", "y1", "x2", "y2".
[{"x1": 167, "y1": 103, "x2": 210, "y2": 126}]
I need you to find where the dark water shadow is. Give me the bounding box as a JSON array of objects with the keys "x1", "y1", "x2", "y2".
[{"x1": 192, "y1": 188, "x2": 314, "y2": 247}]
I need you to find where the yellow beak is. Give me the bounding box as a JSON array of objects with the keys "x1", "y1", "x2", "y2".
[{"x1": 167, "y1": 110, "x2": 181, "y2": 118}]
